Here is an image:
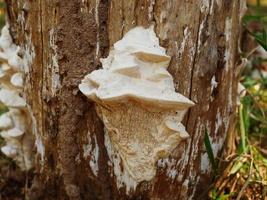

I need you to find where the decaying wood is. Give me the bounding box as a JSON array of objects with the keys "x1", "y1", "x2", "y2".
[{"x1": 5, "y1": 0, "x2": 244, "y2": 199}]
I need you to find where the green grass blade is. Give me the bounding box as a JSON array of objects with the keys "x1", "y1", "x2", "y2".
[
  {"x1": 239, "y1": 104, "x2": 247, "y2": 153},
  {"x1": 204, "y1": 129, "x2": 217, "y2": 174}
]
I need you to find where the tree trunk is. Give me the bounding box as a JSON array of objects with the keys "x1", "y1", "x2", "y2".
[{"x1": 5, "y1": 0, "x2": 245, "y2": 199}]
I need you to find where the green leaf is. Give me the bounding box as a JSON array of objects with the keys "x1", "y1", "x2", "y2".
[
  {"x1": 217, "y1": 193, "x2": 234, "y2": 200},
  {"x1": 210, "y1": 188, "x2": 235, "y2": 200},
  {"x1": 253, "y1": 30, "x2": 267, "y2": 50},
  {"x1": 0, "y1": 104, "x2": 8, "y2": 116},
  {"x1": 0, "y1": 2, "x2": 5, "y2": 8},
  {"x1": 243, "y1": 15, "x2": 266, "y2": 25},
  {"x1": 243, "y1": 77, "x2": 257, "y2": 88},
  {"x1": 229, "y1": 158, "x2": 244, "y2": 175}
]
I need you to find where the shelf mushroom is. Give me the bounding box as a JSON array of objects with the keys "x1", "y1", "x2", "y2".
[
  {"x1": 0, "y1": 24, "x2": 34, "y2": 171},
  {"x1": 79, "y1": 26, "x2": 195, "y2": 184}
]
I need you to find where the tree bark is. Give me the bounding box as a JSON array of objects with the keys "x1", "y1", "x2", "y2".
[{"x1": 5, "y1": 0, "x2": 245, "y2": 199}]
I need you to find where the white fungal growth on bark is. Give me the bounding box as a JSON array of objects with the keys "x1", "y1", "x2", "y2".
[
  {"x1": 237, "y1": 82, "x2": 246, "y2": 105},
  {"x1": 210, "y1": 75, "x2": 218, "y2": 101},
  {"x1": 200, "y1": 0, "x2": 210, "y2": 13},
  {"x1": 148, "y1": 0, "x2": 155, "y2": 21},
  {"x1": 49, "y1": 28, "x2": 61, "y2": 96},
  {"x1": 0, "y1": 24, "x2": 34, "y2": 171},
  {"x1": 157, "y1": 157, "x2": 178, "y2": 180},
  {"x1": 95, "y1": 0, "x2": 100, "y2": 59},
  {"x1": 224, "y1": 17, "x2": 232, "y2": 72},
  {"x1": 83, "y1": 132, "x2": 99, "y2": 177},
  {"x1": 200, "y1": 152, "x2": 211, "y2": 173},
  {"x1": 79, "y1": 26, "x2": 194, "y2": 188}
]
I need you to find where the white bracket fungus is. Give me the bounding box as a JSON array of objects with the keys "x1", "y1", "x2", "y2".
[
  {"x1": 79, "y1": 26, "x2": 194, "y2": 185},
  {"x1": 0, "y1": 24, "x2": 34, "y2": 171}
]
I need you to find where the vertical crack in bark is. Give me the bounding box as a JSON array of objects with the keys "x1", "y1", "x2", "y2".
[
  {"x1": 121, "y1": 0, "x2": 125, "y2": 37},
  {"x1": 152, "y1": 0, "x2": 157, "y2": 31},
  {"x1": 95, "y1": 1, "x2": 113, "y2": 198},
  {"x1": 148, "y1": 0, "x2": 156, "y2": 24},
  {"x1": 39, "y1": 0, "x2": 44, "y2": 163},
  {"x1": 95, "y1": 0, "x2": 100, "y2": 60},
  {"x1": 177, "y1": 119, "x2": 199, "y2": 200},
  {"x1": 178, "y1": 11, "x2": 202, "y2": 200},
  {"x1": 186, "y1": 11, "x2": 202, "y2": 127}
]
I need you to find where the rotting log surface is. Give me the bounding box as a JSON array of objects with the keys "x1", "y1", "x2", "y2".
[{"x1": 5, "y1": 0, "x2": 244, "y2": 199}]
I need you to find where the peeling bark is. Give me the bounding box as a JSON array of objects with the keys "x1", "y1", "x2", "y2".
[{"x1": 5, "y1": 0, "x2": 243, "y2": 199}]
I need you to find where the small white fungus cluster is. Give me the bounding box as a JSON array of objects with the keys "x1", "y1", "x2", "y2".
[{"x1": 0, "y1": 24, "x2": 34, "y2": 170}]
